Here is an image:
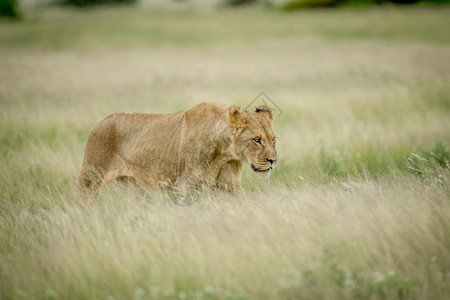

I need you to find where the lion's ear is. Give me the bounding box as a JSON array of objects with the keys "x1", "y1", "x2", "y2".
[
  {"x1": 255, "y1": 105, "x2": 273, "y2": 121},
  {"x1": 227, "y1": 105, "x2": 248, "y2": 128}
]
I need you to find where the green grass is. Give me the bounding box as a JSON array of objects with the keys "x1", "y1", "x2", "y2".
[{"x1": 1, "y1": 5, "x2": 450, "y2": 299}]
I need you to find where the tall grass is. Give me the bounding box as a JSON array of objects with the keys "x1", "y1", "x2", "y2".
[
  {"x1": 1, "y1": 5, "x2": 450, "y2": 299},
  {"x1": 1, "y1": 175, "x2": 449, "y2": 299}
]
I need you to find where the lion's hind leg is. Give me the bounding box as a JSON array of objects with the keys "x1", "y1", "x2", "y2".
[
  {"x1": 77, "y1": 166, "x2": 105, "y2": 202},
  {"x1": 77, "y1": 158, "x2": 122, "y2": 201}
]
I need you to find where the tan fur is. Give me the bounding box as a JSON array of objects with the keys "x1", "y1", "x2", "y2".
[{"x1": 78, "y1": 102, "x2": 277, "y2": 199}]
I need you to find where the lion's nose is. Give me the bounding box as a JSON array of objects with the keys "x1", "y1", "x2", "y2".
[{"x1": 266, "y1": 158, "x2": 276, "y2": 164}]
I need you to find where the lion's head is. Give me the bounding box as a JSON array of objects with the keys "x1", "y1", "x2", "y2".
[{"x1": 227, "y1": 105, "x2": 277, "y2": 178}]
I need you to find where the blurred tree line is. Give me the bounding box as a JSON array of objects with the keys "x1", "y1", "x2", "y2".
[
  {"x1": 227, "y1": 0, "x2": 450, "y2": 8},
  {"x1": 0, "y1": 0, "x2": 19, "y2": 18},
  {"x1": 1, "y1": 0, "x2": 449, "y2": 18},
  {"x1": 65, "y1": 0, "x2": 135, "y2": 6},
  {"x1": 275, "y1": 0, "x2": 450, "y2": 10}
]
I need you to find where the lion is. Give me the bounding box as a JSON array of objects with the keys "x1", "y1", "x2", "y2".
[{"x1": 78, "y1": 102, "x2": 277, "y2": 199}]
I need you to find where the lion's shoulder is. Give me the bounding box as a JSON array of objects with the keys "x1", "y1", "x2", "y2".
[{"x1": 183, "y1": 102, "x2": 228, "y2": 123}]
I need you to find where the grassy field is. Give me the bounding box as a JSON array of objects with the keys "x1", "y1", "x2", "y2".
[{"x1": 1, "y1": 4, "x2": 450, "y2": 299}]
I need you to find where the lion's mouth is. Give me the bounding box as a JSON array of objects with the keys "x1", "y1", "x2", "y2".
[{"x1": 251, "y1": 164, "x2": 272, "y2": 173}]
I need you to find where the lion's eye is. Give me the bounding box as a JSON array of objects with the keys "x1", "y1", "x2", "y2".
[{"x1": 253, "y1": 138, "x2": 262, "y2": 144}]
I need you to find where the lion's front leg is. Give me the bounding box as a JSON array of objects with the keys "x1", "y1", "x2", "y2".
[
  {"x1": 215, "y1": 161, "x2": 243, "y2": 195},
  {"x1": 170, "y1": 166, "x2": 220, "y2": 205},
  {"x1": 174, "y1": 163, "x2": 221, "y2": 193}
]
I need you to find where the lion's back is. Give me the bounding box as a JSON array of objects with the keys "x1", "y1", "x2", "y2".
[{"x1": 81, "y1": 103, "x2": 230, "y2": 183}]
